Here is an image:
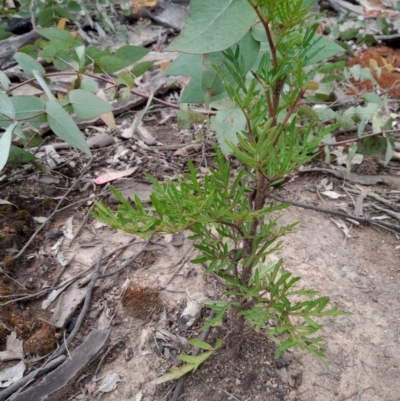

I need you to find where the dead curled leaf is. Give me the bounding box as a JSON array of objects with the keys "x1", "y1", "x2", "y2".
[
  {"x1": 173, "y1": 143, "x2": 202, "y2": 156},
  {"x1": 94, "y1": 167, "x2": 139, "y2": 185}
]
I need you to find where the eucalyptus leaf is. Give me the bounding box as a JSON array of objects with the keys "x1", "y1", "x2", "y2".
[
  {"x1": 358, "y1": 136, "x2": 387, "y2": 156},
  {"x1": 0, "y1": 91, "x2": 15, "y2": 120},
  {"x1": 115, "y1": 45, "x2": 149, "y2": 64},
  {"x1": 11, "y1": 96, "x2": 46, "y2": 123},
  {"x1": 166, "y1": 54, "x2": 204, "y2": 103},
  {"x1": 33, "y1": 70, "x2": 56, "y2": 101},
  {"x1": 13, "y1": 53, "x2": 46, "y2": 78},
  {"x1": 80, "y1": 77, "x2": 99, "y2": 92},
  {"x1": 8, "y1": 145, "x2": 46, "y2": 172},
  {"x1": 177, "y1": 106, "x2": 207, "y2": 129},
  {"x1": 0, "y1": 121, "x2": 17, "y2": 171},
  {"x1": 0, "y1": 71, "x2": 11, "y2": 91},
  {"x1": 211, "y1": 106, "x2": 246, "y2": 155},
  {"x1": 69, "y1": 89, "x2": 113, "y2": 119},
  {"x1": 167, "y1": 0, "x2": 257, "y2": 54},
  {"x1": 46, "y1": 100, "x2": 92, "y2": 156},
  {"x1": 384, "y1": 138, "x2": 393, "y2": 166},
  {"x1": 96, "y1": 46, "x2": 149, "y2": 74},
  {"x1": 132, "y1": 61, "x2": 154, "y2": 78},
  {"x1": 38, "y1": 27, "x2": 76, "y2": 41}
]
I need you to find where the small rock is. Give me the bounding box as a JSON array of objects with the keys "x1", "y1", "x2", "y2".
[
  {"x1": 276, "y1": 367, "x2": 288, "y2": 381},
  {"x1": 276, "y1": 353, "x2": 291, "y2": 368},
  {"x1": 124, "y1": 347, "x2": 134, "y2": 361},
  {"x1": 280, "y1": 353, "x2": 291, "y2": 366}
]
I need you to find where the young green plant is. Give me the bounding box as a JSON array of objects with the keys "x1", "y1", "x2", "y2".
[{"x1": 93, "y1": 0, "x2": 349, "y2": 365}]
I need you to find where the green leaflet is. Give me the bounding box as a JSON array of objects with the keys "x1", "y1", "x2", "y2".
[{"x1": 167, "y1": 0, "x2": 257, "y2": 54}]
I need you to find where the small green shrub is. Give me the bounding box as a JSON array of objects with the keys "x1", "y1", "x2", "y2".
[{"x1": 93, "y1": 0, "x2": 350, "y2": 366}]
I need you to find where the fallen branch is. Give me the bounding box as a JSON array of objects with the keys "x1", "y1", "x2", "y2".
[
  {"x1": 271, "y1": 196, "x2": 400, "y2": 233},
  {"x1": 0, "y1": 355, "x2": 66, "y2": 401},
  {"x1": 98, "y1": 237, "x2": 163, "y2": 278}
]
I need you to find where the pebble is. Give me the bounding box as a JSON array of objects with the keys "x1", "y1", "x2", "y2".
[
  {"x1": 276, "y1": 367, "x2": 288, "y2": 381},
  {"x1": 280, "y1": 353, "x2": 291, "y2": 366}
]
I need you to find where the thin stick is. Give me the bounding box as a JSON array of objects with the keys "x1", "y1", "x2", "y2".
[
  {"x1": 212, "y1": 386, "x2": 241, "y2": 401},
  {"x1": 98, "y1": 239, "x2": 162, "y2": 279},
  {"x1": 271, "y1": 196, "x2": 400, "y2": 232},
  {"x1": 63, "y1": 330, "x2": 72, "y2": 359},
  {"x1": 0, "y1": 270, "x2": 28, "y2": 290},
  {"x1": 338, "y1": 387, "x2": 373, "y2": 401},
  {"x1": 167, "y1": 245, "x2": 194, "y2": 284}
]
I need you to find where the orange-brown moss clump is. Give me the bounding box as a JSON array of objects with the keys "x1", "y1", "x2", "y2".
[
  {"x1": 3, "y1": 255, "x2": 16, "y2": 271},
  {"x1": 24, "y1": 322, "x2": 56, "y2": 356},
  {"x1": 3, "y1": 313, "x2": 32, "y2": 339},
  {"x1": 122, "y1": 282, "x2": 162, "y2": 319},
  {"x1": 41, "y1": 198, "x2": 56, "y2": 213},
  {"x1": 0, "y1": 233, "x2": 14, "y2": 250},
  {"x1": 0, "y1": 277, "x2": 12, "y2": 297},
  {"x1": 14, "y1": 210, "x2": 33, "y2": 223}
]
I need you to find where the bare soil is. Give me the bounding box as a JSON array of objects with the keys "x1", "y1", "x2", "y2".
[{"x1": 1, "y1": 119, "x2": 399, "y2": 401}]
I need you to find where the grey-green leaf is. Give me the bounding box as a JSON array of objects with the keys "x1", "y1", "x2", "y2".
[
  {"x1": 46, "y1": 100, "x2": 92, "y2": 156},
  {"x1": 167, "y1": 0, "x2": 257, "y2": 54},
  {"x1": 38, "y1": 28, "x2": 75, "y2": 41},
  {"x1": 33, "y1": 70, "x2": 56, "y2": 101},
  {"x1": 304, "y1": 35, "x2": 344, "y2": 65},
  {"x1": 69, "y1": 89, "x2": 113, "y2": 119},
  {"x1": 0, "y1": 91, "x2": 15, "y2": 120},
  {"x1": 14, "y1": 53, "x2": 46, "y2": 78},
  {"x1": 12, "y1": 96, "x2": 46, "y2": 124},
  {"x1": 8, "y1": 145, "x2": 46, "y2": 172},
  {"x1": 166, "y1": 54, "x2": 204, "y2": 103},
  {"x1": 211, "y1": 106, "x2": 246, "y2": 155},
  {"x1": 80, "y1": 77, "x2": 99, "y2": 93},
  {"x1": 0, "y1": 71, "x2": 11, "y2": 91},
  {"x1": 0, "y1": 121, "x2": 17, "y2": 171},
  {"x1": 167, "y1": 32, "x2": 259, "y2": 104}
]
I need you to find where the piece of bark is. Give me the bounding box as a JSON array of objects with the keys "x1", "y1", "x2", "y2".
[
  {"x1": 11, "y1": 329, "x2": 110, "y2": 401},
  {"x1": 0, "y1": 30, "x2": 41, "y2": 70},
  {"x1": 50, "y1": 282, "x2": 88, "y2": 329},
  {"x1": 0, "y1": 356, "x2": 66, "y2": 401}
]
